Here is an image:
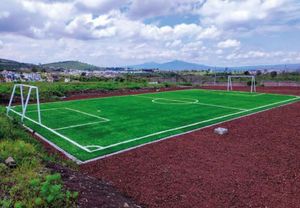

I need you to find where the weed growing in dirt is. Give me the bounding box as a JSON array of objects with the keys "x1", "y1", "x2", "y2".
[{"x1": 0, "y1": 109, "x2": 78, "y2": 208}]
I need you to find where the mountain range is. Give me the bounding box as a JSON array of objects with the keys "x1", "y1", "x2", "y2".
[
  {"x1": 128, "y1": 60, "x2": 300, "y2": 71},
  {"x1": 1, "y1": 58, "x2": 300, "y2": 72},
  {"x1": 128, "y1": 60, "x2": 210, "y2": 71}
]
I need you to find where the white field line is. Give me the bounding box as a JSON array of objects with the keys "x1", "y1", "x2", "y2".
[
  {"x1": 135, "y1": 95, "x2": 246, "y2": 111},
  {"x1": 196, "y1": 89, "x2": 267, "y2": 97},
  {"x1": 22, "y1": 124, "x2": 84, "y2": 164},
  {"x1": 88, "y1": 96, "x2": 300, "y2": 152},
  {"x1": 152, "y1": 98, "x2": 199, "y2": 104},
  {"x1": 65, "y1": 108, "x2": 110, "y2": 121},
  {"x1": 54, "y1": 121, "x2": 107, "y2": 131},
  {"x1": 85, "y1": 145, "x2": 104, "y2": 150},
  {"x1": 198, "y1": 89, "x2": 299, "y2": 98},
  {"x1": 217, "y1": 92, "x2": 265, "y2": 97},
  {"x1": 8, "y1": 108, "x2": 94, "y2": 153},
  {"x1": 26, "y1": 108, "x2": 64, "y2": 113},
  {"x1": 252, "y1": 93, "x2": 266, "y2": 97},
  {"x1": 26, "y1": 107, "x2": 110, "y2": 130}
]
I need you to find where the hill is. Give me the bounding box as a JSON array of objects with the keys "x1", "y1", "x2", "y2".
[
  {"x1": 129, "y1": 60, "x2": 210, "y2": 70},
  {"x1": 42, "y1": 61, "x2": 103, "y2": 71},
  {"x1": 0, "y1": 58, "x2": 35, "y2": 71}
]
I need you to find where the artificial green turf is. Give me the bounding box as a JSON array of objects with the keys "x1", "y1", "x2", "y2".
[{"x1": 8, "y1": 89, "x2": 300, "y2": 162}]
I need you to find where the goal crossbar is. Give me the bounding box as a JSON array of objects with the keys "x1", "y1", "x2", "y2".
[
  {"x1": 227, "y1": 75, "x2": 256, "y2": 93},
  {"x1": 6, "y1": 84, "x2": 41, "y2": 124}
]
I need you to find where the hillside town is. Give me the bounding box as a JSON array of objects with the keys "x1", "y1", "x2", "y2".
[{"x1": 0, "y1": 68, "x2": 160, "y2": 83}]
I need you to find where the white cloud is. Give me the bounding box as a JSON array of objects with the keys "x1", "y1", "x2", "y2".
[
  {"x1": 0, "y1": 40, "x2": 3, "y2": 49},
  {"x1": 0, "y1": 0, "x2": 299, "y2": 66},
  {"x1": 0, "y1": 11, "x2": 10, "y2": 19},
  {"x1": 23, "y1": 1, "x2": 73, "y2": 19},
  {"x1": 128, "y1": 0, "x2": 204, "y2": 19},
  {"x1": 65, "y1": 13, "x2": 117, "y2": 39},
  {"x1": 75, "y1": 0, "x2": 127, "y2": 14},
  {"x1": 225, "y1": 50, "x2": 295, "y2": 61},
  {"x1": 217, "y1": 39, "x2": 240, "y2": 49},
  {"x1": 199, "y1": 0, "x2": 288, "y2": 28},
  {"x1": 215, "y1": 49, "x2": 223, "y2": 55}
]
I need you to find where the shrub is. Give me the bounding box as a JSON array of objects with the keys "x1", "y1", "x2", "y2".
[
  {"x1": 247, "y1": 80, "x2": 257, "y2": 86},
  {"x1": 28, "y1": 173, "x2": 78, "y2": 207},
  {"x1": 0, "y1": 140, "x2": 78, "y2": 208},
  {"x1": 0, "y1": 140, "x2": 37, "y2": 163},
  {"x1": 0, "y1": 117, "x2": 15, "y2": 140}
]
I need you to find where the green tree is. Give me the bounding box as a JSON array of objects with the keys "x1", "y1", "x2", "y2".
[
  {"x1": 270, "y1": 71, "x2": 277, "y2": 78},
  {"x1": 244, "y1": 71, "x2": 250, "y2": 75}
]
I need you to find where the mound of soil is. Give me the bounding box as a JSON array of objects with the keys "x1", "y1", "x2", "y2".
[{"x1": 46, "y1": 163, "x2": 142, "y2": 208}]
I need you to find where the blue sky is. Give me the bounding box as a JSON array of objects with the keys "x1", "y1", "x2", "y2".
[{"x1": 0, "y1": 0, "x2": 300, "y2": 67}]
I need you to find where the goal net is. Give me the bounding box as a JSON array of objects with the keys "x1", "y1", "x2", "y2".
[
  {"x1": 227, "y1": 75, "x2": 256, "y2": 93},
  {"x1": 6, "y1": 84, "x2": 41, "y2": 124}
]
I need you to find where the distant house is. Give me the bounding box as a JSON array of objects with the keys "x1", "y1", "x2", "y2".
[
  {"x1": 52, "y1": 74, "x2": 60, "y2": 82},
  {"x1": 0, "y1": 74, "x2": 4, "y2": 82},
  {"x1": 22, "y1": 73, "x2": 42, "y2": 82},
  {"x1": 45, "y1": 73, "x2": 54, "y2": 82},
  {"x1": 142, "y1": 69, "x2": 159, "y2": 73}
]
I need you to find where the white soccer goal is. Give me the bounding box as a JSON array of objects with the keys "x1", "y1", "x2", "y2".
[
  {"x1": 6, "y1": 84, "x2": 41, "y2": 124},
  {"x1": 227, "y1": 75, "x2": 256, "y2": 93}
]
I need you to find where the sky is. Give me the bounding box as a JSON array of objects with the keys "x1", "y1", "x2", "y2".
[{"x1": 0, "y1": 0, "x2": 300, "y2": 67}]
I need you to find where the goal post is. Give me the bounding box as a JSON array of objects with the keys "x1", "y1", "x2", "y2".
[
  {"x1": 6, "y1": 84, "x2": 41, "y2": 124},
  {"x1": 227, "y1": 75, "x2": 256, "y2": 93}
]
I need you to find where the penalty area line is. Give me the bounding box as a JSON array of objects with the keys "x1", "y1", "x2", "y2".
[
  {"x1": 65, "y1": 107, "x2": 110, "y2": 121},
  {"x1": 54, "y1": 121, "x2": 108, "y2": 131},
  {"x1": 26, "y1": 108, "x2": 64, "y2": 113},
  {"x1": 8, "y1": 108, "x2": 92, "y2": 153}
]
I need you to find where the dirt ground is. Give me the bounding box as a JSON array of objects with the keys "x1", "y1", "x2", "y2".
[{"x1": 80, "y1": 87, "x2": 300, "y2": 208}]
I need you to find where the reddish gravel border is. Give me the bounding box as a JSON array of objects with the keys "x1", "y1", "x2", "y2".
[
  {"x1": 62, "y1": 86, "x2": 300, "y2": 101},
  {"x1": 81, "y1": 87, "x2": 300, "y2": 208},
  {"x1": 201, "y1": 86, "x2": 300, "y2": 96}
]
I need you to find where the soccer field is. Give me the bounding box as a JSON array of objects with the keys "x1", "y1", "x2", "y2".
[{"x1": 7, "y1": 89, "x2": 300, "y2": 163}]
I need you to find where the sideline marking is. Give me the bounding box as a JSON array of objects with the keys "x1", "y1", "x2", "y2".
[
  {"x1": 85, "y1": 145, "x2": 104, "y2": 151},
  {"x1": 65, "y1": 108, "x2": 110, "y2": 121}
]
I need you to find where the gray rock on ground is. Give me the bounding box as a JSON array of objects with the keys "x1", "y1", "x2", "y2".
[
  {"x1": 214, "y1": 127, "x2": 229, "y2": 135},
  {"x1": 5, "y1": 156, "x2": 17, "y2": 168}
]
